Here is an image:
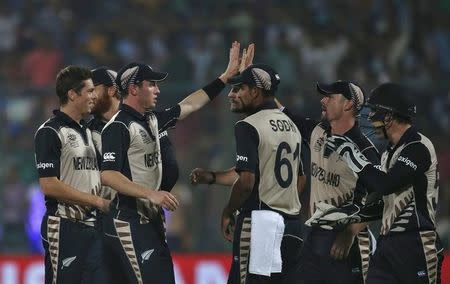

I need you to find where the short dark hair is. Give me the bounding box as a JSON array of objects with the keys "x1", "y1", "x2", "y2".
[{"x1": 56, "y1": 66, "x2": 92, "y2": 105}]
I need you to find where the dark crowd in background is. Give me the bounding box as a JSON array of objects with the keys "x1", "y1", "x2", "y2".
[{"x1": 0, "y1": 0, "x2": 449, "y2": 253}]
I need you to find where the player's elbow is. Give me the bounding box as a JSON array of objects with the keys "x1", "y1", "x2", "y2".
[
  {"x1": 39, "y1": 177, "x2": 59, "y2": 196},
  {"x1": 101, "y1": 170, "x2": 116, "y2": 187}
]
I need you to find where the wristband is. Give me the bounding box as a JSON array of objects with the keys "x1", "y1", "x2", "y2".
[
  {"x1": 202, "y1": 78, "x2": 225, "y2": 100},
  {"x1": 208, "y1": 171, "x2": 216, "y2": 185}
]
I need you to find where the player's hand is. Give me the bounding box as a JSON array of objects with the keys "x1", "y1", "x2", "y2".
[
  {"x1": 96, "y1": 197, "x2": 111, "y2": 213},
  {"x1": 147, "y1": 191, "x2": 180, "y2": 211},
  {"x1": 239, "y1": 43, "x2": 255, "y2": 72},
  {"x1": 330, "y1": 225, "x2": 356, "y2": 260},
  {"x1": 219, "y1": 41, "x2": 240, "y2": 83},
  {"x1": 221, "y1": 209, "x2": 235, "y2": 243},
  {"x1": 190, "y1": 168, "x2": 214, "y2": 185},
  {"x1": 326, "y1": 135, "x2": 370, "y2": 173}
]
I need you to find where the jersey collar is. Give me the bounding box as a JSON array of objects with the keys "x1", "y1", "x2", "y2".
[{"x1": 120, "y1": 103, "x2": 146, "y2": 121}]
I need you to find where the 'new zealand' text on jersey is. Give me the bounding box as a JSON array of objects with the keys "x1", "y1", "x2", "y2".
[
  {"x1": 379, "y1": 127, "x2": 439, "y2": 235},
  {"x1": 34, "y1": 110, "x2": 100, "y2": 221},
  {"x1": 101, "y1": 104, "x2": 180, "y2": 223},
  {"x1": 235, "y1": 102, "x2": 303, "y2": 217},
  {"x1": 309, "y1": 122, "x2": 379, "y2": 216}
]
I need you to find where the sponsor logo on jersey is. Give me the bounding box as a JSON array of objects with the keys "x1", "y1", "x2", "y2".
[
  {"x1": 397, "y1": 156, "x2": 417, "y2": 170},
  {"x1": 73, "y1": 156, "x2": 98, "y2": 170},
  {"x1": 103, "y1": 152, "x2": 116, "y2": 162},
  {"x1": 36, "y1": 162, "x2": 54, "y2": 170},
  {"x1": 311, "y1": 162, "x2": 340, "y2": 187},
  {"x1": 236, "y1": 155, "x2": 248, "y2": 163},
  {"x1": 144, "y1": 151, "x2": 160, "y2": 167},
  {"x1": 158, "y1": 130, "x2": 168, "y2": 139}
]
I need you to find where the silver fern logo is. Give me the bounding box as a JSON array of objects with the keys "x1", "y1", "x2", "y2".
[
  {"x1": 61, "y1": 256, "x2": 77, "y2": 269},
  {"x1": 141, "y1": 249, "x2": 154, "y2": 264},
  {"x1": 251, "y1": 68, "x2": 272, "y2": 90},
  {"x1": 120, "y1": 66, "x2": 139, "y2": 90},
  {"x1": 349, "y1": 83, "x2": 364, "y2": 110},
  {"x1": 107, "y1": 69, "x2": 118, "y2": 86}
]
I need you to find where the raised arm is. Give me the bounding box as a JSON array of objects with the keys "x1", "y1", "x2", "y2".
[{"x1": 177, "y1": 41, "x2": 241, "y2": 120}]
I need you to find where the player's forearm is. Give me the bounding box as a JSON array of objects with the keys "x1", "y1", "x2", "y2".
[
  {"x1": 101, "y1": 170, "x2": 153, "y2": 199},
  {"x1": 178, "y1": 78, "x2": 225, "y2": 120},
  {"x1": 223, "y1": 176, "x2": 253, "y2": 214},
  {"x1": 39, "y1": 177, "x2": 103, "y2": 209},
  {"x1": 214, "y1": 167, "x2": 239, "y2": 186},
  {"x1": 297, "y1": 174, "x2": 306, "y2": 194}
]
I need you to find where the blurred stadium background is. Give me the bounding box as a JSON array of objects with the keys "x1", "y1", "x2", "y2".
[{"x1": 0, "y1": 0, "x2": 449, "y2": 283}]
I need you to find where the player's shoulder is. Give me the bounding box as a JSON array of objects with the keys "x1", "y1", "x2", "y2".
[
  {"x1": 103, "y1": 110, "x2": 132, "y2": 131},
  {"x1": 347, "y1": 125, "x2": 376, "y2": 153},
  {"x1": 35, "y1": 117, "x2": 63, "y2": 137}
]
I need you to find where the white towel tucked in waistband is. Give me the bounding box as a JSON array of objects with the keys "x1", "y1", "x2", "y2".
[{"x1": 249, "y1": 210, "x2": 285, "y2": 276}]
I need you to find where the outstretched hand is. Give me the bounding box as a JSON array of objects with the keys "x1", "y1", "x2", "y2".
[
  {"x1": 326, "y1": 135, "x2": 371, "y2": 173},
  {"x1": 239, "y1": 43, "x2": 255, "y2": 72},
  {"x1": 219, "y1": 41, "x2": 241, "y2": 83}
]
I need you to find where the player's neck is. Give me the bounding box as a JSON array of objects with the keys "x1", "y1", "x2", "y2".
[
  {"x1": 330, "y1": 117, "x2": 355, "y2": 135},
  {"x1": 60, "y1": 105, "x2": 83, "y2": 124},
  {"x1": 102, "y1": 98, "x2": 120, "y2": 121},
  {"x1": 387, "y1": 122, "x2": 412, "y2": 146},
  {"x1": 123, "y1": 98, "x2": 145, "y2": 115}
]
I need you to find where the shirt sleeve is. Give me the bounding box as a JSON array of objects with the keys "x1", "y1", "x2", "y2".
[
  {"x1": 234, "y1": 121, "x2": 259, "y2": 173},
  {"x1": 282, "y1": 107, "x2": 316, "y2": 143},
  {"x1": 159, "y1": 132, "x2": 179, "y2": 191},
  {"x1": 154, "y1": 105, "x2": 181, "y2": 132},
  {"x1": 34, "y1": 127, "x2": 61, "y2": 178},
  {"x1": 101, "y1": 122, "x2": 130, "y2": 171},
  {"x1": 359, "y1": 143, "x2": 431, "y2": 195}
]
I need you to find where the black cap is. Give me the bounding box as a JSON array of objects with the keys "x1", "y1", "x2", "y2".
[
  {"x1": 91, "y1": 67, "x2": 117, "y2": 87},
  {"x1": 367, "y1": 83, "x2": 416, "y2": 119},
  {"x1": 228, "y1": 64, "x2": 280, "y2": 94},
  {"x1": 317, "y1": 81, "x2": 365, "y2": 111},
  {"x1": 116, "y1": 62, "x2": 168, "y2": 93}
]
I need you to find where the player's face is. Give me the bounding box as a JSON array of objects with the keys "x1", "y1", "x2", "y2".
[
  {"x1": 138, "y1": 80, "x2": 159, "y2": 109},
  {"x1": 368, "y1": 109, "x2": 388, "y2": 139},
  {"x1": 74, "y1": 79, "x2": 96, "y2": 116},
  {"x1": 228, "y1": 84, "x2": 253, "y2": 113},
  {"x1": 320, "y1": 93, "x2": 346, "y2": 122},
  {"x1": 92, "y1": 84, "x2": 112, "y2": 116}
]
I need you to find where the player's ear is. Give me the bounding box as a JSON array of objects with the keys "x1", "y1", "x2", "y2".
[
  {"x1": 68, "y1": 89, "x2": 77, "y2": 101},
  {"x1": 344, "y1": 99, "x2": 354, "y2": 112},
  {"x1": 107, "y1": 86, "x2": 116, "y2": 97}
]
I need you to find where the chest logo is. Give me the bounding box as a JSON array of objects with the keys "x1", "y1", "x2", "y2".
[
  {"x1": 67, "y1": 132, "x2": 79, "y2": 148},
  {"x1": 314, "y1": 137, "x2": 325, "y2": 152},
  {"x1": 139, "y1": 129, "x2": 152, "y2": 144}
]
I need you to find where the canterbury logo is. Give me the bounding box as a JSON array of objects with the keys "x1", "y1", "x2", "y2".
[
  {"x1": 61, "y1": 256, "x2": 77, "y2": 269},
  {"x1": 103, "y1": 152, "x2": 116, "y2": 161},
  {"x1": 141, "y1": 249, "x2": 154, "y2": 264}
]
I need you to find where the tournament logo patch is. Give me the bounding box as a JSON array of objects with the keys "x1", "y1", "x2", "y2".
[
  {"x1": 67, "y1": 132, "x2": 79, "y2": 148},
  {"x1": 314, "y1": 137, "x2": 325, "y2": 152},
  {"x1": 139, "y1": 129, "x2": 152, "y2": 144}
]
